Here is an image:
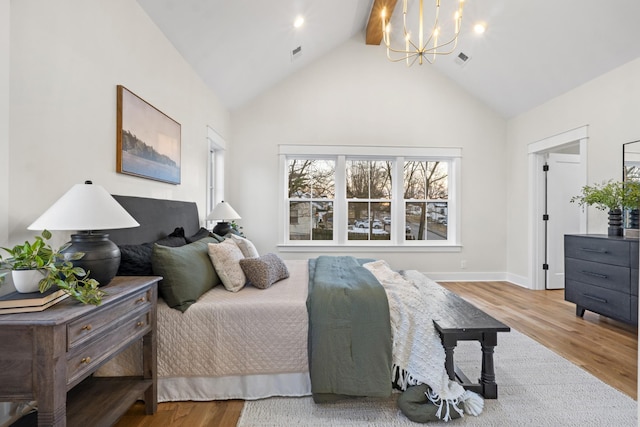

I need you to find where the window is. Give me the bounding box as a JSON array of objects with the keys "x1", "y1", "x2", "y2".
[
  {"x1": 347, "y1": 160, "x2": 392, "y2": 241},
  {"x1": 207, "y1": 127, "x2": 226, "y2": 216},
  {"x1": 279, "y1": 145, "x2": 460, "y2": 249},
  {"x1": 287, "y1": 159, "x2": 335, "y2": 241},
  {"x1": 404, "y1": 160, "x2": 449, "y2": 241}
]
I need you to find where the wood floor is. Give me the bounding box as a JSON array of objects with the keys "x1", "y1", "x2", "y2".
[{"x1": 114, "y1": 281, "x2": 638, "y2": 427}]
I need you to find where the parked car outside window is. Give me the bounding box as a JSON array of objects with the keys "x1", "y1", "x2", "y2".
[{"x1": 354, "y1": 219, "x2": 383, "y2": 229}]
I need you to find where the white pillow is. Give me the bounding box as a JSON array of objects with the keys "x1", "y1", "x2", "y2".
[
  {"x1": 207, "y1": 240, "x2": 246, "y2": 292},
  {"x1": 230, "y1": 234, "x2": 259, "y2": 258}
]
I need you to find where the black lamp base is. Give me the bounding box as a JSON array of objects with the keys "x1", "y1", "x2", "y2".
[
  {"x1": 61, "y1": 232, "x2": 121, "y2": 286},
  {"x1": 212, "y1": 221, "x2": 231, "y2": 236}
]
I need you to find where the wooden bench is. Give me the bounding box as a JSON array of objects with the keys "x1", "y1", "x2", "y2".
[{"x1": 432, "y1": 290, "x2": 510, "y2": 399}]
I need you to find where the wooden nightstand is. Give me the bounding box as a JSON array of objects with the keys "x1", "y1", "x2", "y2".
[{"x1": 0, "y1": 276, "x2": 159, "y2": 427}]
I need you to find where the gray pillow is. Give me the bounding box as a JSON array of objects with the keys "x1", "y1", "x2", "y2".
[
  {"x1": 239, "y1": 253, "x2": 289, "y2": 289},
  {"x1": 152, "y1": 237, "x2": 220, "y2": 312}
]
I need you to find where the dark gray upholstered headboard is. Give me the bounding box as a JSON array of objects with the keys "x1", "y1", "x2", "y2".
[{"x1": 108, "y1": 195, "x2": 200, "y2": 245}]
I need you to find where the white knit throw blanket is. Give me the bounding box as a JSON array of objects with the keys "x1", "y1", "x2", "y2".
[{"x1": 363, "y1": 260, "x2": 483, "y2": 421}]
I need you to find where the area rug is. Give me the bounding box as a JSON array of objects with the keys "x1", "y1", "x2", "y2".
[{"x1": 238, "y1": 329, "x2": 637, "y2": 426}]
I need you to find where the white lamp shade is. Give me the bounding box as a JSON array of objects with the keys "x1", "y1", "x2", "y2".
[
  {"x1": 206, "y1": 201, "x2": 241, "y2": 222},
  {"x1": 27, "y1": 182, "x2": 140, "y2": 231}
]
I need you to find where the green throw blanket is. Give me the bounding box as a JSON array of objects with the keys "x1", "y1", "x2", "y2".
[{"x1": 307, "y1": 256, "x2": 392, "y2": 403}]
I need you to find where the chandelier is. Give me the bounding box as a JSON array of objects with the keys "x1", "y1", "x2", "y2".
[{"x1": 382, "y1": 0, "x2": 465, "y2": 66}]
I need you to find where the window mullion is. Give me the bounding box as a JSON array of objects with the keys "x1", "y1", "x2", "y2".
[
  {"x1": 393, "y1": 156, "x2": 404, "y2": 245},
  {"x1": 335, "y1": 155, "x2": 346, "y2": 244}
]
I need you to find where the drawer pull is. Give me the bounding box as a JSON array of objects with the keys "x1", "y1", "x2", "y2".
[
  {"x1": 135, "y1": 297, "x2": 146, "y2": 304},
  {"x1": 580, "y1": 247, "x2": 608, "y2": 254},
  {"x1": 81, "y1": 324, "x2": 92, "y2": 331},
  {"x1": 581, "y1": 270, "x2": 608, "y2": 279},
  {"x1": 584, "y1": 294, "x2": 607, "y2": 304},
  {"x1": 136, "y1": 321, "x2": 145, "y2": 327},
  {"x1": 80, "y1": 356, "x2": 92, "y2": 364}
]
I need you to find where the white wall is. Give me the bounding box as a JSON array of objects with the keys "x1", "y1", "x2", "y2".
[
  {"x1": 506, "y1": 58, "x2": 640, "y2": 279},
  {"x1": 230, "y1": 36, "x2": 507, "y2": 275},
  {"x1": 8, "y1": 0, "x2": 229, "y2": 250},
  {"x1": 0, "y1": 0, "x2": 9, "y2": 248}
]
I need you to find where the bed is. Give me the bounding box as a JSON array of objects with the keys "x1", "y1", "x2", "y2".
[
  {"x1": 98, "y1": 195, "x2": 311, "y2": 401},
  {"x1": 98, "y1": 195, "x2": 484, "y2": 422}
]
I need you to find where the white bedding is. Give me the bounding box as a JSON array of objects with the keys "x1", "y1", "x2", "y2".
[{"x1": 97, "y1": 260, "x2": 311, "y2": 401}]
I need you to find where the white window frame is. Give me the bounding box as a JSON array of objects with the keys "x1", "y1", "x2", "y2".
[
  {"x1": 207, "y1": 126, "x2": 226, "y2": 226},
  {"x1": 278, "y1": 145, "x2": 461, "y2": 252}
]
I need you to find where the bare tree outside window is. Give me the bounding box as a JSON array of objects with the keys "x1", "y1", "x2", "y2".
[
  {"x1": 404, "y1": 161, "x2": 449, "y2": 240},
  {"x1": 287, "y1": 159, "x2": 335, "y2": 240},
  {"x1": 346, "y1": 160, "x2": 392, "y2": 241}
]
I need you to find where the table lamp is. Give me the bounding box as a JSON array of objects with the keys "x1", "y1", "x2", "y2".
[
  {"x1": 28, "y1": 180, "x2": 140, "y2": 286},
  {"x1": 206, "y1": 201, "x2": 241, "y2": 236}
]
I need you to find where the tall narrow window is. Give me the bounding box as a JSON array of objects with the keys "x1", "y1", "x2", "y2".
[
  {"x1": 207, "y1": 126, "x2": 226, "y2": 219},
  {"x1": 287, "y1": 159, "x2": 335, "y2": 241},
  {"x1": 404, "y1": 160, "x2": 449, "y2": 241},
  {"x1": 346, "y1": 160, "x2": 392, "y2": 241}
]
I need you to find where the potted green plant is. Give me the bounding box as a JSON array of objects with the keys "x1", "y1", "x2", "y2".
[
  {"x1": 570, "y1": 180, "x2": 640, "y2": 236},
  {"x1": 0, "y1": 230, "x2": 105, "y2": 305}
]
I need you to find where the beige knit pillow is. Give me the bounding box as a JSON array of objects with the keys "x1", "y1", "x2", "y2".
[
  {"x1": 207, "y1": 239, "x2": 246, "y2": 292},
  {"x1": 229, "y1": 234, "x2": 259, "y2": 258}
]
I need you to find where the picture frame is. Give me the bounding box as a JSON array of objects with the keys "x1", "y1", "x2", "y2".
[{"x1": 116, "y1": 85, "x2": 181, "y2": 185}]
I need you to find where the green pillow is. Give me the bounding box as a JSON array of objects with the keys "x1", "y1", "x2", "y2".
[{"x1": 152, "y1": 237, "x2": 220, "y2": 312}]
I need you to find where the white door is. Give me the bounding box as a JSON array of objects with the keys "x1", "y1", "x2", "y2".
[{"x1": 546, "y1": 153, "x2": 583, "y2": 289}]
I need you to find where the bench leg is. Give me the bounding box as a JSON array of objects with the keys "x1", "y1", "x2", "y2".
[
  {"x1": 440, "y1": 335, "x2": 458, "y2": 381},
  {"x1": 480, "y1": 332, "x2": 498, "y2": 399}
]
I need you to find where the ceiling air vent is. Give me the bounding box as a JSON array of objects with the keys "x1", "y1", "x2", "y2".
[
  {"x1": 455, "y1": 52, "x2": 471, "y2": 67},
  {"x1": 291, "y1": 45, "x2": 303, "y2": 62}
]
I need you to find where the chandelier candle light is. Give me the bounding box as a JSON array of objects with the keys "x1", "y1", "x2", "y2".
[{"x1": 382, "y1": 0, "x2": 465, "y2": 66}]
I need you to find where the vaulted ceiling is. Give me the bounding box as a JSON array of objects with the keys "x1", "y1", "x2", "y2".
[{"x1": 137, "y1": 0, "x2": 640, "y2": 118}]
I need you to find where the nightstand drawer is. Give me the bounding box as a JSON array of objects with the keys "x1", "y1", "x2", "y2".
[
  {"x1": 68, "y1": 288, "x2": 152, "y2": 350},
  {"x1": 565, "y1": 258, "x2": 630, "y2": 293},
  {"x1": 67, "y1": 310, "x2": 150, "y2": 387},
  {"x1": 565, "y1": 280, "x2": 631, "y2": 321},
  {"x1": 565, "y1": 235, "x2": 630, "y2": 267}
]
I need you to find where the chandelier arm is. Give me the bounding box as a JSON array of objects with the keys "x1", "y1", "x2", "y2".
[
  {"x1": 424, "y1": 35, "x2": 459, "y2": 54},
  {"x1": 385, "y1": 51, "x2": 421, "y2": 64},
  {"x1": 385, "y1": 40, "x2": 427, "y2": 55}
]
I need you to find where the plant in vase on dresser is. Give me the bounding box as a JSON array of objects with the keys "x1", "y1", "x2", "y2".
[
  {"x1": 570, "y1": 180, "x2": 640, "y2": 236},
  {"x1": 0, "y1": 230, "x2": 105, "y2": 305}
]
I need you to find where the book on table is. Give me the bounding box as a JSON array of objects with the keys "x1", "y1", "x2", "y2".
[{"x1": 0, "y1": 286, "x2": 69, "y2": 313}]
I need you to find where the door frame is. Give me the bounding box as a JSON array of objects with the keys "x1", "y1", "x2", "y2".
[{"x1": 528, "y1": 126, "x2": 588, "y2": 290}]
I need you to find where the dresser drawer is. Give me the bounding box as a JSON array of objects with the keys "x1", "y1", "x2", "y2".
[
  {"x1": 566, "y1": 280, "x2": 631, "y2": 322},
  {"x1": 67, "y1": 288, "x2": 152, "y2": 350},
  {"x1": 565, "y1": 258, "x2": 630, "y2": 293},
  {"x1": 67, "y1": 310, "x2": 150, "y2": 387},
  {"x1": 565, "y1": 235, "x2": 631, "y2": 267}
]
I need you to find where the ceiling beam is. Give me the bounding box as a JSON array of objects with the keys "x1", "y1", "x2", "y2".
[{"x1": 366, "y1": 0, "x2": 398, "y2": 45}]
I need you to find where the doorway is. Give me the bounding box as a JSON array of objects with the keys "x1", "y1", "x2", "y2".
[{"x1": 528, "y1": 126, "x2": 588, "y2": 290}]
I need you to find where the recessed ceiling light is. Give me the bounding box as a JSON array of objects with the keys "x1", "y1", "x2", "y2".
[
  {"x1": 474, "y1": 23, "x2": 486, "y2": 35},
  {"x1": 294, "y1": 15, "x2": 304, "y2": 29}
]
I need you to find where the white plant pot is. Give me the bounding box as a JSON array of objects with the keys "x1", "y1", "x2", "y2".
[{"x1": 12, "y1": 269, "x2": 45, "y2": 293}]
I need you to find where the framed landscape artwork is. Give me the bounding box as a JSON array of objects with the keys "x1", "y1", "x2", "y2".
[{"x1": 116, "y1": 85, "x2": 181, "y2": 184}]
